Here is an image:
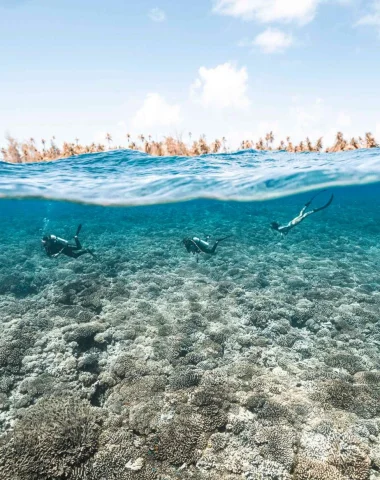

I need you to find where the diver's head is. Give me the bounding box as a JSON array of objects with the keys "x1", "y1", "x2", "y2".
[
  {"x1": 42, "y1": 234, "x2": 55, "y2": 245},
  {"x1": 271, "y1": 222, "x2": 280, "y2": 231},
  {"x1": 182, "y1": 238, "x2": 192, "y2": 253}
]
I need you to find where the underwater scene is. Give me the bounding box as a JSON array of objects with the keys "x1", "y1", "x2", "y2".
[{"x1": 0, "y1": 149, "x2": 380, "y2": 480}]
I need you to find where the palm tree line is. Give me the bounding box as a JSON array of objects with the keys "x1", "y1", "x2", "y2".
[{"x1": 1, "y1": 131, "x2": 378, "y2": 163}]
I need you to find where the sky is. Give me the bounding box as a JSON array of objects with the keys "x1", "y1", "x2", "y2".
[{"x1": 0, "y1": 0, "x2": 380, "y2": 149}]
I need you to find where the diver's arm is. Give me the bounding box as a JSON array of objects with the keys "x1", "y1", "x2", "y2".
[{"x1": 52, "y1": 247, "x2": 65, "y2": 258}]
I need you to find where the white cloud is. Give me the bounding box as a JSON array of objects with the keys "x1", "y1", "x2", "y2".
[
  {"x1": 253, "y1": 28, "x2": 294, "y2": 53},
  {"x1": 132, "y1": 93, "x2": 181, "y2": 130},
  {"x1": 356, "y1": 0, "x2": 380, "y2": 27},
  {"x1": 149, "y1": 7, "x2": 166, "y2": 22},
  {"x1": 212, "y1": 0, "x2": 321, "y2": 24},
  {"x1": 190, "y1": 63, "x2": 250, "y2": 109},
  {"x1": 337, "y1": 112, "x2": 352, "y2": 128}
]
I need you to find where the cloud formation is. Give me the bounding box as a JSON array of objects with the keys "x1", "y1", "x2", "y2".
[
  {"x1": 191, "y1": 63, "x2": 250, "y2": 109},
  {"x1": 149, "y1": 7, "x2": 166, "y2": 22},
  {"x1": 132, "y1": 93, "x2": 181, "y2": 129},
  {"x1": 253, "y1": 28, "x2": 294, "y2": 53},
  {"x1": 212, "y1": 0, "x2": 321, "y2": 25},
  {"x1": 356, "y1": 0, "x2": 380, "y2": 27}
]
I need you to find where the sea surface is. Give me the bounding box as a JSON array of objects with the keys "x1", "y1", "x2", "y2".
[{"x1": 0, "y1": 148, "x2": 379, "y2": 480}]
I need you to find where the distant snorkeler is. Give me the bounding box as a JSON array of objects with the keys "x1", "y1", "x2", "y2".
[
  {"x1": 183, "y1": 235, "x2": 232, "y2": 262},
  {"x1": 42, "y1": 224, "x2": 95, "y2": 259},
  {"x1": 271, "y1": 191, "x2": 334, "y2": 236}
]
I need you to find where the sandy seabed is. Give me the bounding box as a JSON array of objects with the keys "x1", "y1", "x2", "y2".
[{"x1": 0, "y1": 186, "x2": 379, "y2": 479}]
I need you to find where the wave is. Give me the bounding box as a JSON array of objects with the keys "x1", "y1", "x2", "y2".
[{"x1": 1, "y1": 148, "x2": 380, "y2": 206}]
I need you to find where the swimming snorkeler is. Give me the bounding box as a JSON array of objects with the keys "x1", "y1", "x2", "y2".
[
  {"x1": 271, "y1": 191, "x2": 334, "y2": 236},
  {"x1": 42, "y1": 224, "x2": 95, "y2": 259},
  {"x1": 183, "y1": 235, "x2": 232, "y2": 262}
]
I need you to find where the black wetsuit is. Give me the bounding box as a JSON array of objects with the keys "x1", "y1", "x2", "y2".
[
  {"x1": 183, "y1": 236, "x2": 231, "y2": 261},
  {"x1": 42, "y1": 225, "x2": 94, "y2": 259}
]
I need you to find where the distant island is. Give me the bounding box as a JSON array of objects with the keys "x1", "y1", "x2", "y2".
[{"x1": 1, "y1": 131, "x2": 378, "y2": 163}]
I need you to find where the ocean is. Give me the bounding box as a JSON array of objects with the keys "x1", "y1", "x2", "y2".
[{"x1": 0, "y1": 148, "x2": 379, "y2": 479}]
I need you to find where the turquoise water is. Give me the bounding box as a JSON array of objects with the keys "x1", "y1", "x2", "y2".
[{"x1": 0, "y1": 149, "x2": 380, "y2": 479}]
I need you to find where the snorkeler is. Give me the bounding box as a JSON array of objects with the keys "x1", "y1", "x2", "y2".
[
  {"x1": 271, "y1": 191, "x2": 334, "y2": 236},
  {"x1": 42, "y1": 224, "x2": 95, "y2": 259},
  {"x1": 183, "y1": 235, "x2": 232, "y2": 262}
]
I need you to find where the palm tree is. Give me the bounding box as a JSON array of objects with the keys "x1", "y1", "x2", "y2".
[
  {"x1": 256, "y1": 138, "x2": 264, "y2": 150},
  {"x1": 315, "y1": 138, "x2": 323, "y2": 152},
  {"x1": 365, "y1": 132, "x2": 378, "y2": 148},
  {"x1": 105, "y1": 133, "x2": 112, "y2": 149},
  {"x1": 212, "y1": 139, "x2": 221, "y2": 153},
  {"x1": 350, "y1": 137, "x2": 359, "y2": 149},
  {"x1": 41, "y1": 139, "x2": 46, "y2": 151},
  {"x1": 265, "y1": 131, "x2": 274, "y2": 150},
  {"x1": 75, "y1": 138, "x2": 79, "y2": 146}
]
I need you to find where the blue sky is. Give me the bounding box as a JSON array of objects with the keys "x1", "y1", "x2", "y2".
[{"x1": 1, "y1": 0, "x2": 380, "y2": 149}]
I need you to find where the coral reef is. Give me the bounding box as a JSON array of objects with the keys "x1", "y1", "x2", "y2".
[
  {"x1": 0, "y1": 189, "x2": 379, "y2": 478},
  {"x1": 0, "y1": 396, "x2": 103, "y2": 479}
]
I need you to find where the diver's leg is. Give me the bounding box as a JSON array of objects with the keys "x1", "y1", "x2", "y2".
[
  {"x1": 210, "y1": 242, "x2": 219, "y2": 254},
  {"x1": 299, "y1": 206, "x2": 308, "y2": 216},
  {"x1": 67, "y1": 240, "x2": 81, "y2": 251},
  {"x1": 71, "y1": 250, "x2": 91, "y2": 258},
  {"x1": 210, "y1": 235, "x2": 232, "y2": 254}
]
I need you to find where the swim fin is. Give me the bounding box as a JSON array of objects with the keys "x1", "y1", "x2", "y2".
[
  {"x1": 216, "y1": 235, "x2": 233, "y2": 243},
  {"x1": 313, "y1": 194, "x2": 334, "y2": 213},
  {"x1": 76, "y1": 224, "x2": 82, "y2": 237},
  {"x1": 305, "y1": 189, "x2": 327, "y2": 207}
]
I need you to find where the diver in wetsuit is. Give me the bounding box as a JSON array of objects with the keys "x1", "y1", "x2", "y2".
[
  {"x1": 271, "y1": 191, "x2": 334, "y2": 236},
  {"x1": 42, "y1": 224, "x2": 95, "y2": 259},
  {"x1": 183, "y1": 235, "x2": 232, "y2": 262}
]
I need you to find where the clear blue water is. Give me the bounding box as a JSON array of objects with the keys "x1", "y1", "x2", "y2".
[
  {"x1": 0, "y1": 149, "x2": 380, "y2": 479},
  {"x1": 1, "y1": 147, "x2": 380, "y2": 204}
]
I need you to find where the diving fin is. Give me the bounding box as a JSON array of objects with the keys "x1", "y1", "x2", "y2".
[
  {"x1": 76, "y1": 224, "x2": 82, "y2": 237},
  {"x1": 216, "y1": 235, "x2": 233, "y2": 243},
  {"x1": 313, "y1": 194, "x2": 334, "y2": 213},
  {"x1": 305, "y1": 189, "x2": 328, "y2": 207}
]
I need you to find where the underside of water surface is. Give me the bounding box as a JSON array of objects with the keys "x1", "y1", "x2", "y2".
[{"x1": 0, "y1": 149, "x2": 380, "y2": 479}]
